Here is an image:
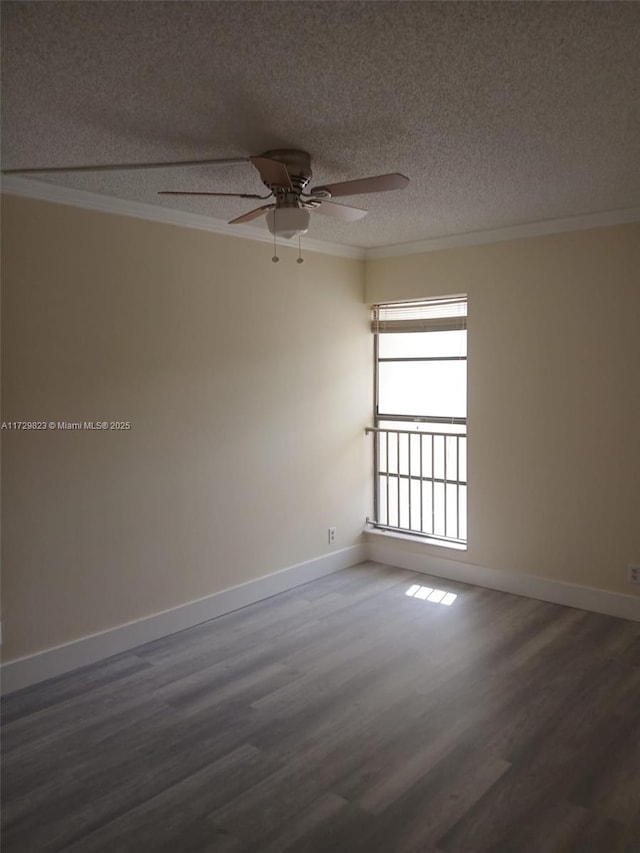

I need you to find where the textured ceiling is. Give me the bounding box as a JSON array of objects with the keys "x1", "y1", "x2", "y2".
[{"x1": 2, "y1": 1, "x2": 639, "y2": 249}]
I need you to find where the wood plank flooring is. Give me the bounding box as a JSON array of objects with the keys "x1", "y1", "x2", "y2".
[{"x1": 2, "y1": 561, "x2": 640, "y2": 852}]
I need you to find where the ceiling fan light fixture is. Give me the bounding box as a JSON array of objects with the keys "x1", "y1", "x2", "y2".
[{"x1": 265, "y1": 207, "x2": 310, "y2": 240}]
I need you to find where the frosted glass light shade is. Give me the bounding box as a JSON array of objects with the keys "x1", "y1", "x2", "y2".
[{"x1": 266, "y1": 207, "x2": 310, "y2": 239}]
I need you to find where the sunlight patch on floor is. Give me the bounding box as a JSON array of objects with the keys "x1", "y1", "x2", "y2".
[{"x1": 405, "y1": 584, "x2": 457, "y2": 606}]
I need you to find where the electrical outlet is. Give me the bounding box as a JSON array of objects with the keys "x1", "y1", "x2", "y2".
[
  {"x1": 328, "y1": 527, "x2": 336, "y2": 544},
  {"x1": 629, "y1": 564, "x2": 640, "y2": 585}
]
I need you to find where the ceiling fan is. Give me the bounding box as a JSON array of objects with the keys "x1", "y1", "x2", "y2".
[{"x1": 3, "y1": 149, "x2": 409, "y2": 239}]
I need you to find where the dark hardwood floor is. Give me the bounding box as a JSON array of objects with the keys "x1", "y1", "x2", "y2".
[{"x1": 2, "y1": 561, "x2": 640, "y2": 853}]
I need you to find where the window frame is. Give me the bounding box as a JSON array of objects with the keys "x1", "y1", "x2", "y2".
[{"x1": 370, "y1": 296, "x2": 468, "y2": 547}]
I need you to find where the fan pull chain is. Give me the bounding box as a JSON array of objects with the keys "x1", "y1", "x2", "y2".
[
  {"x1": 272, "y1": 208, "x2": 279, "y2": 262},
  {"x1": 297, "y1": 236, "x2": 304, "y2": 264}
]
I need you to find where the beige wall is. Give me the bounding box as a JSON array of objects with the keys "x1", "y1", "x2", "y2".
[
  {"x1": 366, "y1": 224, "x2": 640, "y2": 597},
  {"x1": 2, "y1": 199, "x2": 638, "y2": 665},
  {"x1": 1, "y1": 195, "x2": 371, "y2": 661}
]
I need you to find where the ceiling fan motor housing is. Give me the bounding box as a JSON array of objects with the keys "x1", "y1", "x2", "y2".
[{"x1": 260, "y1": 149, "x2": 312, "y2": 193}]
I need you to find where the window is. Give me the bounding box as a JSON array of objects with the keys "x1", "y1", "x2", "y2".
[{"x1": 367, "y1": 296, "x2": 467, "y2": 547}]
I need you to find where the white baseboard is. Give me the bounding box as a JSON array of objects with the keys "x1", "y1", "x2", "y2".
[
  {"x1": 5, "y1": 538, "x2": 636, "y2": 695},
  {"x1": 0, "y1": 544, "x2": 366, "y2": 695},
  {"x1": 366, "y1": 535, "x2": 640, "y2": 622}
]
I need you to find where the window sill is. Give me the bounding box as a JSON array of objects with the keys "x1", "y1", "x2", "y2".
[{"x1": 364, "y1": 526, "x2": 468, "y2": 552}]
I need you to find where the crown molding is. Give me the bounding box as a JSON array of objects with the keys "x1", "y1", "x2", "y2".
[
  {"x1": 0, "y1": 175, "x2": 365, "y2": 261},
  {"x1": 364, "y1": 206, "x2": 640, "y2": 259},
  {"x1": 4, "y1": 176, "x2": 638, "y2": 262}
]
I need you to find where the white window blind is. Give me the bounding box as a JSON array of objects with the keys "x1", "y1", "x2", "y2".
[{"x1": 372, "y1": 296, "x2": 467, "y2": 333}]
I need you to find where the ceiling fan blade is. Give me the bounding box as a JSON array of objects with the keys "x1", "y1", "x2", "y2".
[
  {"x1": 158, "y1": 191, "x2": 269, "y2": 199},
  {"x1": 1, "y1": 157, "x2": 249, "y2": 175},
  {"x1": 228, "y1": 204, "x2": 274, "y2": 225},
  {"x1": 307, "y1": 200, "x2": 368, "y2": 222},
  {"x1": 249, "y1": 156, "x2": 293, "y2": 189},
  {"x1": 309, "y1": 172, "x2": 409, "y2": 198}
]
